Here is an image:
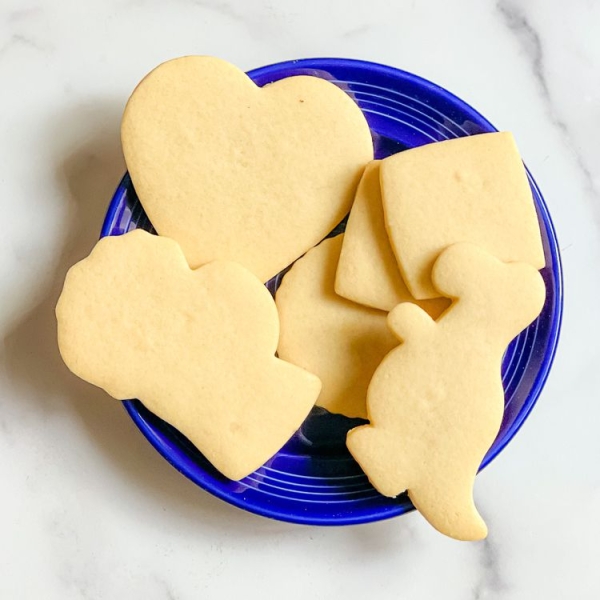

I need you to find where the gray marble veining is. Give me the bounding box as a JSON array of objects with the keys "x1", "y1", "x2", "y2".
[{"x1": 498, "y1": 0, "x2": 600, "y2": 218}]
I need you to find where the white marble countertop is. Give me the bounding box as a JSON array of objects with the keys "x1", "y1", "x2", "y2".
[{"x1": 1, "y1": 0, "x2": 599, "y2": 598}]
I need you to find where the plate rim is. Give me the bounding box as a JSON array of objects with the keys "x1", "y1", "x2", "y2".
[{"x1": 101, "y1": 57, "x2": 563, "y2": 526}]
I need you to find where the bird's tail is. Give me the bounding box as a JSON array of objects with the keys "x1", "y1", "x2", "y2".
[{"x1": 409, "y1": 476, "x2": 487, "y2": 541}]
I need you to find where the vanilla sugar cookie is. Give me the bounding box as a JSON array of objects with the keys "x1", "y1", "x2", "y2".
[
  {"x1": 56, "y1": 230, "x2": 321, "y2": 480},
  {"x1": 346, "y1": 243, "x2": 546, "y2": 540},
  {"x1": 276, "y1": 235, "x2": 397, "y2": 420},
  {"x1": 122, "y1": 56, "x2": 373, "y2": 281},
  {"x1": 335, "y1": 161, "x2": 450, "y2": 317},
  {"x1": 380, "y1": 132, "x2": 545, "y2": 299}
]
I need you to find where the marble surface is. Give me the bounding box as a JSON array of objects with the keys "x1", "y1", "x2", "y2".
[{"x1": 0, "y1": 0, "x2": 598, "y2": 598}]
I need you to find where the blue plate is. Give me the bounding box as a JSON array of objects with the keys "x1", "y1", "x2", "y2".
[{"x1": 102, "y1": 58, "x2": 563, "y2": 525}]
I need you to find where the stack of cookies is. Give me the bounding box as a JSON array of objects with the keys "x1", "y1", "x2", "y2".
[{"x1": 56, "y1": 56, "x2": 546, "y2": 541}]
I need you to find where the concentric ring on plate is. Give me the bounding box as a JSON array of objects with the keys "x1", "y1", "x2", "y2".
[{"x1": 101, "y1": 58, "x2": 563, "y2": 525}]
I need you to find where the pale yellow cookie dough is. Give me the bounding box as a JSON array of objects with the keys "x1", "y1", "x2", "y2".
[
  {"x1": 56, "y1": 230, "x2": 321, "y2": 481},
  {"x1": 276, "y1": 235, "x2": 398, "y2": 420},
  {"x1": 347, "y1": 243, "x2": 546, "y2": 541},
  {"x1": 335, "y1": 161, "x2": 450, "y2": 317},
  {"x1": 380, "y1": 132, "x2": 546, "y2": 299},
  {"x1": 121, "y1": 56, "x2": 373, "y2": 282}
]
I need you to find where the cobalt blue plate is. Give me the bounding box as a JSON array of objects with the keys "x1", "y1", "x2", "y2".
[{"x1": 101, "y1": 58, "x2": 563, "y2": 525}]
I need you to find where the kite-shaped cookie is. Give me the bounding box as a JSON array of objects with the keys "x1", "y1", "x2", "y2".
[{"x1": 336, "y1": 161, "x2": 449, "y2": 317}]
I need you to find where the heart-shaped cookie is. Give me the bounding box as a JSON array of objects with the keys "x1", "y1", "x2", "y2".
[
  {"x1": 56, "y1": 230, "x2": 321, "y2": 480},
  {"x1": 121, "y1": 56, "x2": 373, "y2": 281}
]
